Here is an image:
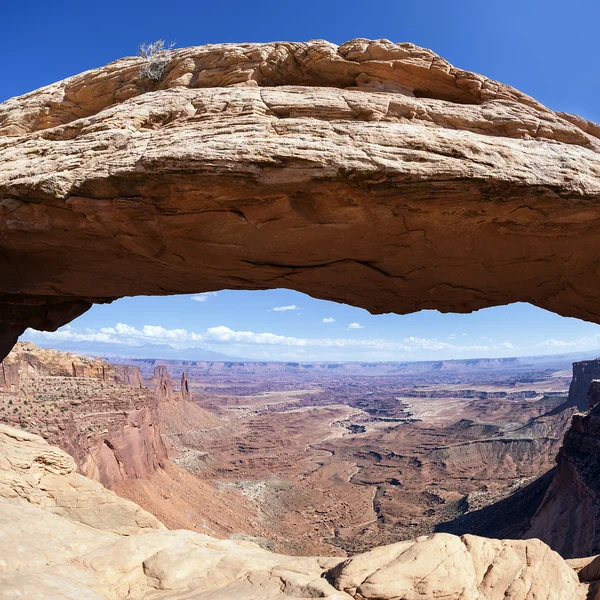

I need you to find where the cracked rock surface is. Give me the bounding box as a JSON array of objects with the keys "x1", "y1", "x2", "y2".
[
  {"x1": 0, "y1": 423, "x2": 593, "y2": 599},
  {"x1": 1, "y1": 39, "x2": 600, "y2": 359}
]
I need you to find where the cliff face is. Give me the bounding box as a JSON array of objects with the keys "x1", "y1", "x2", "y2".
[
  {"x1": 0, "y1": 342, "x2": 167, "y2": 489},
  {"x1": 526, "y1": 397, "x2": 600, "y2": 558},
  {"x1": 567, "y1": 359, "x2": 600, "y2": 410},
  {"x1": 79, "y1": 405, "x2": 167, "y2": 488},
  {"x1": 0, "y1": 341, "x2": 145, "y2": 389},
  {"x1": 0, "y1": 423, "x2": 595, "y2": 600},
  {"x1": 0, "y1": 344, "x2": 265, "y2": 539},
  {"x1": 1, "y1": 39, "x2": 600, "y2": 362}
]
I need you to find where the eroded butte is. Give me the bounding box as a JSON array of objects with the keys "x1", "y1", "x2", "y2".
[{"x1": 1, "y1": 39, "x2": 600, "y2": 360}]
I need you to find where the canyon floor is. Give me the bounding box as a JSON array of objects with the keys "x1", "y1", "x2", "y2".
[
  {"x1": 3, "y1": 421, "x2": 595, "y2": 600},
  {"x1": 159, "y1": 362, "x2": 575, "y2": 555},
  {"x1": 1, "y1": 347, "x2": 598, "y2": 599}
]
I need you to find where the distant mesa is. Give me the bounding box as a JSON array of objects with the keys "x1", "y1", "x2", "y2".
[{"x1": 24, "y1": 340, "x2": 249, "y2": 362}]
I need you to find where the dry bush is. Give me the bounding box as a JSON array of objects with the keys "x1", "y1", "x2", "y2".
[{"x1": 138, "y1": 39, "x2": 175, "y2": 82}]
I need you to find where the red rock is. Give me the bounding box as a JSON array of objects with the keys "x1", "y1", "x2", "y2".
[{"x1": 0, "y1": 39, "x2": 599, "y2": 359}]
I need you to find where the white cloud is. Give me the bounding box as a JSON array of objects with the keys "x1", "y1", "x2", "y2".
[
  {"x1": 448, "y1": 333, "x2": 456, "y2": 339},
  {"x1": 27, "y1": 323, "x2": 499, "y2": 353},
  {"x1": 205, "y1": 326, "x2": 302, "y2": 346},
  {"x1": 31, "y1": 321, "x2": 574, "y2": 362},
  {"x1": 536, "y1": 336, "x2": 600, "y2": 349},
  {"x1": 322, "y1": 317, "x2": 335, "y2": 323},
  {"x1": 347, "y1": 322, "x2": 364, "y2": 330},
  {"x1": 271, "y1": 305, "x2": 300, "y2": 312},
  {"x1": 191, "y1": 292, "x2": 219, "y2": 302}
]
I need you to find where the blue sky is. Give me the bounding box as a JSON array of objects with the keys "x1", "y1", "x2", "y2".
[
  {"x1": 24, "y1": 292, "x2": 600, "y2": 361},
  {"x1": 8, "y1": 0, "x2": 600, "y2": 361}
]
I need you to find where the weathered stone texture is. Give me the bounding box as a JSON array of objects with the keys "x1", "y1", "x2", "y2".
[{"x1": 0, "y1": 39, "x2": 599, "y2": 360}]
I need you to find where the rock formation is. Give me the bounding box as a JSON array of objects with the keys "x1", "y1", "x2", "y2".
[
  {"x1": 0, "y1": 342, "x2": 167, "y2": 489},
  {"x1": 567, "y1": 358, "x2": 600, "y2": 410},
  {"x1": 152, "y1": 365, "x2": 175, "y2": 402},
  {"x1": 0, "y1": 344, "x2": 266, "y2": 540},
  {"x1": 0, "y1": 423, "x2": 163, "y2": 534},
  {"x1": 112, "y1": 364, "x2": 144, "y2": 387},
  {"x1": 1, "y1": 39, "x2": 600, "y2": 361},
  {"x1": 180, "y1": 371, "x2": 192, "y2": 401},
  {"x1": 526, "y1": 398, "x2": 600, "y2": 558},
  {"x1": 588, "y1": 380, "x2": 600, "y2": 410},
  {"x1": 0, "y1": 341, "x2": 144, "y2": 388},
  {"x1": 0, "y1": 422, "x2": 597, "y2": 599}
]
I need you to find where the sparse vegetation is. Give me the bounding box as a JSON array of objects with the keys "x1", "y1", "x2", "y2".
[{"x1": 138, "y1": 39, "x2": 175, "y2": 82}]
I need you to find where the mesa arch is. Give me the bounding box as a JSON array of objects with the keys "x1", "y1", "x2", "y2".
[{"x1": 1, "y1": 38, "x2": 599, "y2": 362}]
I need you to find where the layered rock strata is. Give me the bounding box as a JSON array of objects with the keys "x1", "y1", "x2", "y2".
[
  {"x1": 527, "y1": 399, "x2": 600, "y2": 557},
  {"x1": 567, "y1": 359, "x2": 600, "y2": 410},
  {"x1": 0, "y1": 344, "x2": 264, "y2": 539},
  {"x1": 0, "y1": 423, "x2": 596, "y2": 599},
  {"x1": 1, "y1": 39, "x2": 600, "y2": 361},
  {"x1": 0, "y1": 342, "x2": 167, "y2": 488}
]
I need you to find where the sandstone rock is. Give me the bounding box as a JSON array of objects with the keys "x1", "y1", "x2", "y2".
[
  {"x1": 81, "y1": 403, "x2": 168, "y2": 488},
  {"x1": 180, "y1": 371, "x2": 192, "y2": 401},
  {"x1": 1, "y1": 40, "x2": 600, "y2": 360},
  {"x1": 0, "y1": 498, "x2": 117, "y2": 572},
  {"x1": 565, "y1": 359, "x2": 600, "y2": 411},
  {"x1": 0, "y1": 344, "x2": 263, "y2": 540},
  {"x1": 0, "y1": 341, "x2": 109, "y2": 383},
  {"x1": 0, "y1": 341, "x2": 143, "y2": 386},
  {"x1": 0, "y1": 343, "x2": 169, "y2": 491},
  {"x1": 152, "y1": 365, "x2": 175, "y2": 402},
  {"x1": 0, "y1": 423, "x2": 164, "y2": 534},
  {"x1": 113, "y1": 364, "x2": 144, "y2": 387},
  {"x1": 526, "y1": 400, "x2": 600, "y2": 558},
  {"x1": 330, "y1": 533, "x2": 584, "y2": 599}
]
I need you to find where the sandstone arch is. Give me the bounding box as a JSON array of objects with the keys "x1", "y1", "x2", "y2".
[{"x1": 1, "y1": 38, "x2": 599, "y2": 361}]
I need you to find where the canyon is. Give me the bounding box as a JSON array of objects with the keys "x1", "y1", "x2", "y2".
[
  {"x1": 0, "y1": 342, "x2": 588, "y2": 557},
  {"x1": 0, "y1": 343, "x2": 265, "y2": 538},
  {"x1": 2, "y1": 421, "x2": 596, "y2": 599},
  {"x1": 2, "y1": 343, "x2": 600, "y2": 598}
]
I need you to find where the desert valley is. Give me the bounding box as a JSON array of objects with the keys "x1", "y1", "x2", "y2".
[
  {"x1": 4, "y1": 341, "x2": 600, "y2": 597},
  {"x1": 0, "y1": 342, "x2": 595, "y2": 559}
]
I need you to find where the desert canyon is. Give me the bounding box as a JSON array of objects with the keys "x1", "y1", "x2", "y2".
[{"x1": 1, "y1": 38, "x2": 600, "y2": 598}]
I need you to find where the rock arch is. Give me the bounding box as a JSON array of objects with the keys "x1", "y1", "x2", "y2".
[{"x1": 1, "y1": 39, "x2": 599, "y2": 361}]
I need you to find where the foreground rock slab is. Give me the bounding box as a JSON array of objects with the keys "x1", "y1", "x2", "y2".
[
  {"x1": 0, "y1": 423, "x2": 163, "y2": 534},
  {"x1": 0, "y1": 424, "x2": 594, "y2": 599},
  {"x1": 1, "y1": 39, "x2": 600, "y2": 360}
]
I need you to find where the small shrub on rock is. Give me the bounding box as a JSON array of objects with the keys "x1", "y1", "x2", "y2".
[{"x1": 138, "y1": 39, "x2": 175, "y2": 82}]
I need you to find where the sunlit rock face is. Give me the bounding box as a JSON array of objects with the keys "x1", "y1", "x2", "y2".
[
  {"x1": 0, "y1": 342, "x2": 167, "y2": 489},
  {"x1": 1, "y1": 39, "x2": 600, "y2": 360}
]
